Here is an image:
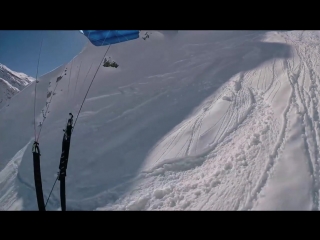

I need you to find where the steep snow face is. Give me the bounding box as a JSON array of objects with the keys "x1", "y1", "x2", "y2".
[
  {"x1": 1, "y1": 30, "x2": 320, "y2": 210},
  {"x1": 0, "y1": 64, "x2": 35, "y2": 109}
]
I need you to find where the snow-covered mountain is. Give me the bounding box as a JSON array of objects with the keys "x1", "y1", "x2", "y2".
[
  {"x1": 0, "y1": 64, "x2": 35, "y2": 109},
  {"x1": 1, "y1": 30, "x2": 320, "y2": 210}
]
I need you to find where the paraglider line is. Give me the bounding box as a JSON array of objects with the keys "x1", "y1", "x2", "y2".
[
  {"x1": 45, "y1": 175, "x2": 59, "y2": 207},
  {"x1": 33, "y1": 36, "x2": 44, "y2": 141},
  {"x1": 79, "y1": 61, "x2": 93, "y2": 93},
  {"x1": 67, "y1": 59, "x2": 74, "y2": 95},
  {"x1": 36, "y1": 81, "x2": 59, "y2": 142},
  {"x1": 72, "y1": 44, "x2": 111, "y2": 132},
  {"x1": 74, "y1": 59, "x2": 83, "y2": 98}
]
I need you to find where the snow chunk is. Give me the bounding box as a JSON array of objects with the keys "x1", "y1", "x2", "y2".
[
  {"x1": 153, "y1": 187, "x2": 172, "y2": 199},
  {"x1": 126, "y1": 196, "x2": 150, "y2": 210}
]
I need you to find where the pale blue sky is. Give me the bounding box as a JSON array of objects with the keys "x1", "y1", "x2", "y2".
[{"x1": 0, "y1": 30, "x2": 87, "y2": 77}]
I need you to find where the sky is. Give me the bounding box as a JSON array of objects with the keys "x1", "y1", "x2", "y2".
[{"x1": 0, "y1": 30, "x2": 88, "y2": 77}]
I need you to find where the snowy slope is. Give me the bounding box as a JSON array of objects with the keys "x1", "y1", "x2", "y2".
[
  {"x1": 0, "y1": 64, "x2": 35, "y2": 109},
  {"x1": 1, "y1": 30, "x2": 320, "y2": 210}
]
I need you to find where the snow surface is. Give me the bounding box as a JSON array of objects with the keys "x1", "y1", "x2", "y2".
[{"x1": 1, "y1": 30, "x2": 320, "y2": 210}]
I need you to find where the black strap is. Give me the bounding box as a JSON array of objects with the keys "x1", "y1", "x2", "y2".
[
  {"x1": 32, "y1": 142, "x2": 46, "y2": 211},
  {"x1": 58, "y1": 113, "x2": 73, "y2": 211}
]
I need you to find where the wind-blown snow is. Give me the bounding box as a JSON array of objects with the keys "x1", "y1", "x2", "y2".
[
  {"x1": 1, "y1": 30, "x2": 320, "y2": 210},
  {"x1": 0, "y1": 139, "x2": 31, "y2": 210}
]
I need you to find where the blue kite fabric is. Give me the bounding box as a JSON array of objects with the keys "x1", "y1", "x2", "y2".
[{"x1": 80, "y1": 30, "x2": 139, "y2": 46}]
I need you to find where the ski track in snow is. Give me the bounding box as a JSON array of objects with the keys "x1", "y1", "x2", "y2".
[
  {"x1": 3, "y1": 31, "x2": 320, "y2": 210},
  {"x1": 97, "y1": 31, "x2": 320, "y2": 210}
]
